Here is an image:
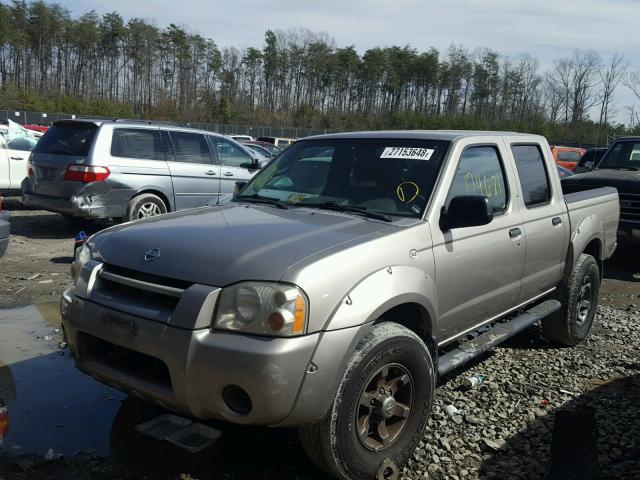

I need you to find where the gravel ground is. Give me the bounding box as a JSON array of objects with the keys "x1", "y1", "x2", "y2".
[{"x1": 0, "y1": 199, "x2": 639, "y2": 479}]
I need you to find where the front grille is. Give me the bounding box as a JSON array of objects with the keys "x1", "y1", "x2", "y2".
[
  {"x1": 78, "y1": 332, "x2": 172, "y2": 392},
  {"x1": 619, "y1": 193, "x2": 640, "y2": 221},
  {"x1": 90, "y1": 263, "x2": 193, "y2": 322}
]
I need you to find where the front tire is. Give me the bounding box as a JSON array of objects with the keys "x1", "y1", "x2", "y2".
[
  {"x1": 542, "y1": 253, "x2": 600, "y2": 346},
  {"x1": 126, "y1": 193, "x2": 167, "y2": 222},
  {"x1": 300, "y1": 322, "x2": 435, "y2": 479}
]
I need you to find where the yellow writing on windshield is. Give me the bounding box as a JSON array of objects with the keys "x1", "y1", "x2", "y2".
[
  {"x1": 396, "y1": 182, "x2": 420, "y2": 203},
  {"x1": 463, "y1": 172, "x2": 502, "y2": 198}
]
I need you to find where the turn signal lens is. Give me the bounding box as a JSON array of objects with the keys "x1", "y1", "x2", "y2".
[{"x1": 293, "y1": 295, "x2": 305, "y2": 334}]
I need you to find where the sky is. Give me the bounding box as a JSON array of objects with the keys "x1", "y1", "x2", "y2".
[{"x1": 56, "y1": 0, "x2": 640, "y2": 122}]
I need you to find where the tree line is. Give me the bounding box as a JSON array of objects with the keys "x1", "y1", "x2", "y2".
[{"x1": 1, "y1": 0, "x2": 639, "y2": 143}]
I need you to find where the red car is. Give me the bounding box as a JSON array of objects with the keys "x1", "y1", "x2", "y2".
[
  {"x1": 550, "y1": 146, "x2": 586, "y2": 171},
  {"x1": 23, "y1": 124, "x2": 49, "y2": 134}
]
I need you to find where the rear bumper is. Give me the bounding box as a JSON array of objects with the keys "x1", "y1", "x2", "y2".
[
  {"x1": 22, "y1": 185, "x2": 130, "y2": 219},
  {"x1": 0, "y1": 211, "x2": 9, "y2": 258}
]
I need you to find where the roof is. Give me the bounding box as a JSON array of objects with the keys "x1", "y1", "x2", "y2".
[
  {"x1": 53, "y1": 118, "x2": 216, "y2": 136},
  {"x1": 303, "y1": 130, "x2": 538, "y2": 142}
]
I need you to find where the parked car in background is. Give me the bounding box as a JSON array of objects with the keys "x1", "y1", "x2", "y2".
[
  {"x1": 22, "y1": 120, "x2": 265, "y2": 222},
  {"x1": 23, "y1": 124, "x2": 49, "y2": 135},
  {"x1": 562, "y1": 136, "x2": 640, "y2": 246},
  {"x1": 242, "y1": 142, "x2": 276, "y2": 159},
  {"x1": 550, "y1": 145, "x2": 586, "y2": 171},
  {"x1": 229, "y1": 134, "x2": 254, "y2": 142},
  {"x1": 575, "y1": 147, "x2": 608, "y2": 173},
  {"x1": 62, "y1": 131, "x2": 618, "y2": 479},
  {"x1": 556, "y1": 165, "x2": 574, "y2": 178},
  {"x1": 257, "y1": 136, "x2": 296, "y2": 149},
  {"x1": 240, "y1": 140, "x2": 283, "y2": 157},
  {"x1": 0, "y1": 197, "x2": 9, "y2": 258},
  {"x1": 0, "y1": 122, "x2": 38, "y2": 193}
]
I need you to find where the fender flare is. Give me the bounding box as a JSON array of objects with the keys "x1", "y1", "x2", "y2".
[
  {"x1": 322, "y1": 265, "x2": 437, "y2": 335},
  {"x1": 570, "y1": 214, "x2": 604, "y2": 266}
]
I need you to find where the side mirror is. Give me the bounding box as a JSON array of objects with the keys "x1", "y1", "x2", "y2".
[
  {"x1": 233, "y1": 181, "x2": 247, "y2": 196},
  {"x1": 240, "y1": 158, "x2": 261, "y2": 170},
  {"x1": 585, "y1": 161, "x2": 594, "y2": 171},
  {"x1": 440, "y1": 196, "x2": 493, "y2": 231}
]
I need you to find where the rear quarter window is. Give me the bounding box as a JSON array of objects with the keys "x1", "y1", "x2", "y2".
[
  {"x1": 111, "y1": 128, "x2": 164, "y2": 160},
  {"x1": 33, "y1": 123, "x2": 97, "y2": 157}
]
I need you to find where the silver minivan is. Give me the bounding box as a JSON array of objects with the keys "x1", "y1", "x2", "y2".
[{"x1": 22, "y1": 120, "x2": 266, "y2": 222}]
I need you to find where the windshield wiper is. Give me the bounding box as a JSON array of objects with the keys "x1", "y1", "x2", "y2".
[
  {"x1": 234, "y1": 193, "x2": 289, "y2": 209},
  {"x1": 303, "y1": 201, "x2": 392, "y2": 222}
]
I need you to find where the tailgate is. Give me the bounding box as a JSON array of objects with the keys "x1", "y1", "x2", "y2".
[{"x1": 28, "y1": 122, "x2": 99, "y2": 198}]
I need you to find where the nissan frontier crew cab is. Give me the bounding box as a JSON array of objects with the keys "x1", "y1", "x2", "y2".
[{"x1": 61, "y1": 131, "x2": 619, "y2": 480}]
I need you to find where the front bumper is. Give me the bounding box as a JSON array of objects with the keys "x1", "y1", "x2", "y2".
[
  {"x1": 61, "y1": 261, "x2": 366, "y2": 426},
  {"x1": 61, "y1": 289, "x2": 318, "y2": 425},
  {"x1": 617, "y1": 219, "x2": 640, "y2": 246}
]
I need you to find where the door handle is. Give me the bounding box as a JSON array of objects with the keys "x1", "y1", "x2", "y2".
[
  {"x1": 223, "y1": 172, "x2": 234, "y2": 177},
  {"x1": 204, "y1": 170, "x2": 216, "y2": 176},
  {"x1": 10, "y1": 156, "x2": 24, "y2": 160},
  {"x1": 509, "y1": 228, "x2": 522, "y2": 238},
  {"x1": 552, "y1": 217, "x2": 562, "y2": 226}
]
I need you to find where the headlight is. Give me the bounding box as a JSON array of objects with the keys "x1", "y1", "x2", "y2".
[
  {"x1": 213, "y1": 282, "x2": 308, "y2": 337},
  {"x1": 70, "y1": 244, "x2": 92, "y2": 283}
]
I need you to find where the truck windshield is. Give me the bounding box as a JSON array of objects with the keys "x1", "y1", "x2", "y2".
[
  {"x1": 598, "y1": 141, "x2": 640, "y2": 171},
  {"x1": 236, "y1": 138, "x2": 450, "y2": 218}
]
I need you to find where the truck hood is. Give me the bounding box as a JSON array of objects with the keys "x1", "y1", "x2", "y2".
[
  {"x1": 89, "y1": 204, "x2": 396, "y2": 286},
  {"x1": 562, "y1": 169, "x2": 640, "y2": 193}
]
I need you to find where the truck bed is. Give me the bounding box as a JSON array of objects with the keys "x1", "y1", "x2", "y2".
[{"x1": 565, "y1": 186, "x2": 619, "y2": 261}]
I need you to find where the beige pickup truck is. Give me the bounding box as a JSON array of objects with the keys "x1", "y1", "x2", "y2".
[{"x1": 62, "y1": 131, "x2": 619, "y2": 479}]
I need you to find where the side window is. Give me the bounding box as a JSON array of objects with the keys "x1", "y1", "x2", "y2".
[
  {"x1": 511, "y1": 145, "x2": 551, "y2": 207},
  {"x1": 447, "y1": 146, "x2": 508, "y2": 213},
  {"x1": 213, "y1": 137, "x2": 253, "y2": 168},
  {"x1": 111, "y1": 128, "x2": 164, "y2": 160},
  {"x1": 557, "y1": 150, "x2": 581, "y2": 162},
  {"x1": 168, "y1": 131, "x2": 212, "y2": 164}
]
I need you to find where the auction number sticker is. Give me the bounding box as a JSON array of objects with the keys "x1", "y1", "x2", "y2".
[{"x1": 380, "y1": 147, "x2": 434, "y2": 160}]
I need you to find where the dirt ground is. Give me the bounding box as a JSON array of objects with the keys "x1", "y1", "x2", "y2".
[{"x1": 0, "y1": 197, "x2": 639, "y2": 480}]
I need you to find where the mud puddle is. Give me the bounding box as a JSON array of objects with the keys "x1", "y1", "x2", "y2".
[{"x1": 0, "y1": 303, "x2": 124, "y2": 456}]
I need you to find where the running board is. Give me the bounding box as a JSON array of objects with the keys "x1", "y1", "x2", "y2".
[{"x1": 437, "y1": 299, "x2": 561, "y2": 376}]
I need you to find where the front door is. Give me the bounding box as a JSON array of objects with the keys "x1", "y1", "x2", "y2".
[
  {"x1": 211, "y1": 136, "x2": 260, "y2": 195},
  {"x1": 430, "y1": 141, "x2": 526, "y2": 342},
  {"x1": 164, "y1": 130, "x2": 221, "y2": 210}
]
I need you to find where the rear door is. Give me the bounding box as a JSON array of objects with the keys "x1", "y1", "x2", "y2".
[
  {"x1": 211, "y1": 136, "x2": 260, "y2": 194},
  {"x1": 27, "y1": 121, "x2": 98, "y2": 198},
  {"x1": 430, "y1": 139, "x2": 526, "y2": 342},
  {"x1": 164, "y1": 130, "x2": 221, "y2": 210},
  {"x1": 506, "y1": 138, "x2": 569, "y2": 303}
]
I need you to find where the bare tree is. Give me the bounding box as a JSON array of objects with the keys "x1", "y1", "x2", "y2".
[{"x1": 597, "y1": 53, "x2": 628, "y2": 143}]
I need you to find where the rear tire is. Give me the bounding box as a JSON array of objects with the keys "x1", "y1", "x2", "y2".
[
  {"x1": 299, "y1": 322, "x2": 435, "y2": 479},
  {"x1": 542, "y1": 253, "x2": 600, "y2": 346},
  {"x1": 126, "y1": 193, "x2": 167, "y2": 222}
]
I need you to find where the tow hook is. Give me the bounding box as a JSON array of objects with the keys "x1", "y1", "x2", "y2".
[{"x1": 376, "y1": 458, "x2": 399, "y2": 480}]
